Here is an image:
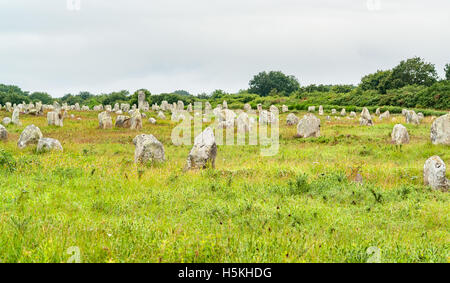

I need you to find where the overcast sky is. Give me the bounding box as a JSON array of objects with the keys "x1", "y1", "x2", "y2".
[{"x1": 0, "y1": 0, "x2": 449, "y2": 97}]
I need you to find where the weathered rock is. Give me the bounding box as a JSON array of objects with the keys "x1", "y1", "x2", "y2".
[
  {"x1": 359, "y1": 107, "x2": 373, "y2": 126},
  {"x1": 222, "y1": 101, "x2": 228, "y2": 109},
  {"x1": 282, "y1": 105, "x2": 288, "y2": 113},
  {"x1": 375, "y1": 108, "x2": 381, "y2": 116},
  {"x1": 138, "y1": 91, "x2": 146, "y2": 110},
  {"x1": 12, "y1": 108, "x2": 21, "y2": 125},
  {"x1": 417, "y1": 112, "x2": 424, "y2": 121},
  {"x1": 157, "y1": 111, "x2": 166, "y2": 119},
  {"x1": 17, "y1": 125, "x2": 43, "y2": 149},
  {"x1": 286, "y1": 113, "x2": 299, "y2": 126},
  {"x1": 177, "y1": 100, "x2": 184, "y2": 111},
  {"x1": 331, "y1": 109, "x2": 337, "y2": 115},
  {"x1": 430, "y1": 114, "x2": 450, "y2": 145},
  {"x1": 391, "y1": 124, "x2": 410, "y2": 145},
  {"x1": 402, "y1": 109, "x2": 407, "y2": 116},
  {"x1": 186, "y1": 127, "x2": 217, "y2": 169},
  {"x1": 257, "y1": 104, "x2": 263, "y2": 112},
  {"x1": 340, "y1": 108, "x2": 346, "y2": 116},
  {"x1": 270, "y1": 105, "x2": 279, "y2": 113},
  {"x1": 115, "y1": 115, "x2": 131, "y2": 128},
  {"x1": 47, "y1": 111, "x2": 64, "y2": 127},
  {"x1": 296, "y1": 114, "x2": 321, "y2": 138},
  {"x1": 244, "y1": 103, "x2": 252, "y2": 112},
  {"x1": 130, "y1": 110, "x2": 143, "y2": 130},
  {"x1": 0, "y1": 125, "x2": 7, "y2": 141},
  {"x1": 379, "y1": 111, "x2": 390, "y2": 121},
  {"x1": 423, "y1": 156, "x2": 449, "y2": 191},
  {"x1": 236, "y1": 112, "x2": 251, "y2": 133},
  {"x1": 349, "y1": 111, "x2": 357, "y2": 118},
  {"x1": 37, "y1": 138, "x2": 63, "y2": 152},
  {"x1": 308, "y1": 106, "x2": 316, "y2": 112},
  {"x1": 2, "y1": 117, "x2": 11, "y2": 126},
  {"x1": 98, "y1": 111, "x2": 113, "y2": 129},
  {"x1": 405, "y1": 110, "x2": 420, "y2": 125},
  {"x1": 149, "y1": 118, "x2": 156, "y2": 124},
  {"x1": 259, "y1": 110, "x2": 277, "y2": 124},
  {"x1": 133, "y1": 134, "x2": 165, "y2": 164},
  {"x1": 318, "y1": 105, "x2": 324, "y2": 115}
]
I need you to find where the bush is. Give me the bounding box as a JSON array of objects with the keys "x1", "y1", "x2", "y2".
[{"x1": 0, "y1": 149, "x2": 16, "y2": 173}]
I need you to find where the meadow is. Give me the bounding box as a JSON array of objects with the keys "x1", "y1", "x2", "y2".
[{"x1": 0, "y1": 109, "x2": 448, "y2": 263}]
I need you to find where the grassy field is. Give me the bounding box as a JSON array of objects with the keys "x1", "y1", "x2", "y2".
[{"x1": 0, "y1": 109, "x2": 448, "y2": 263}]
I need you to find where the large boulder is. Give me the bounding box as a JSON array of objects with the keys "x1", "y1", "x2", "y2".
[
  {"x1": 286, "y1": 113, "x2": 299, "y2": 126},
  {"x1": 186, "y1": 127, "x2": 217, "y2": 169},
  {"x1": 37, "y1": 138, "x2": 63, "y2": 152},
  {"x1": 17, "y1": 125, "x2": 43, "y2": 149},
  {"x1": 296, "y1": 114, "x2": 321, "y2": 138},
  {"x1": 423, "y1": 156, "x2": 449, "y2": 191},
  {"x1": 391, "y1": 124, "x2": 410, "y2": 145},
  {"x1": 430, "y1": 114, "x2": 450, "y2": 145},
  {"x1": 133, "y1": 134, "x2": 165, "y2": 164},
  {"x1": 359, "y1": 107, "x2": 373, "y2": 126},
  {"x1": 98, "y1": 111, "x2": 113, "y2": 129},
  {"x1": 0, "y1": 125, "x2": 7, "y2": 141}
]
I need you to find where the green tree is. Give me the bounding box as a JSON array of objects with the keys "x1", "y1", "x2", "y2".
[
  {"x1": 359, "y1": 70, "x2": 392, "y2": 94},
  {"x1": 29, "y1": 92, "x2": 53, "y2": 104},
  {"x1": 389, "y1": 57, "x2": 438, "y2": 89},
  {"x1": 248, "y1": 71, "x2": 300, "y2": 96},
  {"x1": 444, "y1": 63, "x2": 450, "y2": 81}
]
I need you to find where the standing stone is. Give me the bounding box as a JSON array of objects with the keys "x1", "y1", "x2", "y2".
[
  {"x1": 98, "y1": 111, "x2": 113, "y2": 129},
  {"x1": 417, "y1": 113, "x2": 424, "y2": 121},
  {"x1": 0, "y1": 125, "x2": 7, "y2": 141},
  {"x1": 259, "y1": 110, "x2": 277, "y2": 124},
  {"x1": 17, "y1": 125, "x2": 43, "y2": 149},
  {"x1": 402, "y1": 109, "x2": 408, "y2": 116},
  {"x1": 244, "y1": 103, "x2": 252, "y2": 112},
  {"x1": 236, "y1": 112, "x2": 251, "y2": 133},
  {"x1": 12, "y1": 108, "x2": 21, "y2": 126},
  {"x1": 375, "y1": 108, "x2": 381, "y2": 116},
  {"x1": 296, "y1": 114, "x2": 321, "y2": 138},
  {"x1": 423, "y1": 156, "x2": 449, "y2": 191},
  {"x1": 331, "y1": 109, "x2": 337, "y2": 115},
  {"x1": 359, "y1": 107, "x2": 373, "y2": 126},
  {"x1": 405, "y1": 110, "x2": 420, "y2": 125},
  {"x1": 148, "y1": 118, "x2": 156, "y2": 124},
  {"x1": 340, "y1": 108, "x2": 346, "y2": 116},
  {"x1": 257, "y1": 104, "x2": 263, "y2": 112},
  {"x1": 282, "y1": 105, "x2": 288, "y2": 113},
  {"x1": 186, "y1": 127, "x2": 217, "y2": 170},
  {"x1": 115, "y1": 115, "x2": 131, "y2": 128},
  {"x1": 187, "y1": 104, "x2": 193, "y2": 112},
  {"x1": 157, "y1": 111, "x2": 166, "y2": 120},
  {"x1": 2, "y1": 117, "x2": 11, "y2": 126},
  {"x1": 5, "y1": 102, "x2": 12, "y2": 112},
  {"x1": 47, "y1": 111, "x2": 64, "y2": 127},
  {"x1": 138, "y1": 91, "x2": 146, "y2": 110},
  {"x1": 286, "y1": 113, "x2": 299, "y2": 126},
  {"x1": 431, "y1": 114, "x2": 450, "y2": 145},
  {"x1": 177, "y1": 101, "x2": 184, "y2": 111},
  {"x1": 349, "y1": 111, "x2": 357, "y2": 118},
  {"x1": 133, "y1": 134, "x2": 165, "y2": 164},
  {"x1": 318, "y1": 105, "x2": 324, "y2": 116},
  {"x1": 130, "y1": 109, "x2": 143, "y2": 130},
  {"x1": 223, "y1": 101, "x2": 228, "y2": 109},
  {"x1": 379, "y1": 111, "x2": 390, "y2": 121},
  {"x1": 391, "y1": 124, "x2": 410, "y2": 145},
  {"x1": 37, "y1": 138, "x2": 63, "y2": 152},
  {"x1": 270, "y1": 105, "x2": 279, "y2": 113},
  {"x1": 308, "y1": 106, "x2": 316, "y2": 112}
]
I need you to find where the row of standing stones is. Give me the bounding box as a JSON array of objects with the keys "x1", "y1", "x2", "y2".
[{"x1": 0, "y1": 98, "x2": 449, "y2": 191}]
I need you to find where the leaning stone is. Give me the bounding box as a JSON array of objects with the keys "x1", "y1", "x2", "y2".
[
  {"x1": 12, "y1": 108, "x2": 21, "y2": 125},
  {"x1": 359, "y1": 107, "x2": 373, "y2": 126},
  {"x1": 130, "y1": 109, "x2": 143, "y2": 130},
  {"x1": 115, "y1": 115, "x2": 131, "y2": 128},
  {"x1": 405, "y1": 110, "x2": 420, "y2": 125},
  {"x1": 18, "y1": 125, "x2": 43, "y2": 149},
  {"x1": 423, "y1": 156, "x2": 449, "y2": 191},
  {"x1": 133, "y1": 134, "x2": 165, "y2": 164},
  {"x1": 379, "y1": 111, "x2": 390, "y2": 121},
  {"x1": 37, "y1": 138, "x2": 63, "y2": 152}
]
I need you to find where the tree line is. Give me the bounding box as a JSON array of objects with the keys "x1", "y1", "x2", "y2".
[{"x1": 1, "y1": 57, "x2": 449, "y2": 110}]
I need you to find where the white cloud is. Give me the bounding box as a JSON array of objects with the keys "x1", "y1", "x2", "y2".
[{"x1": 0, "y1": 0, "x2": 449, "y2": 96}]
